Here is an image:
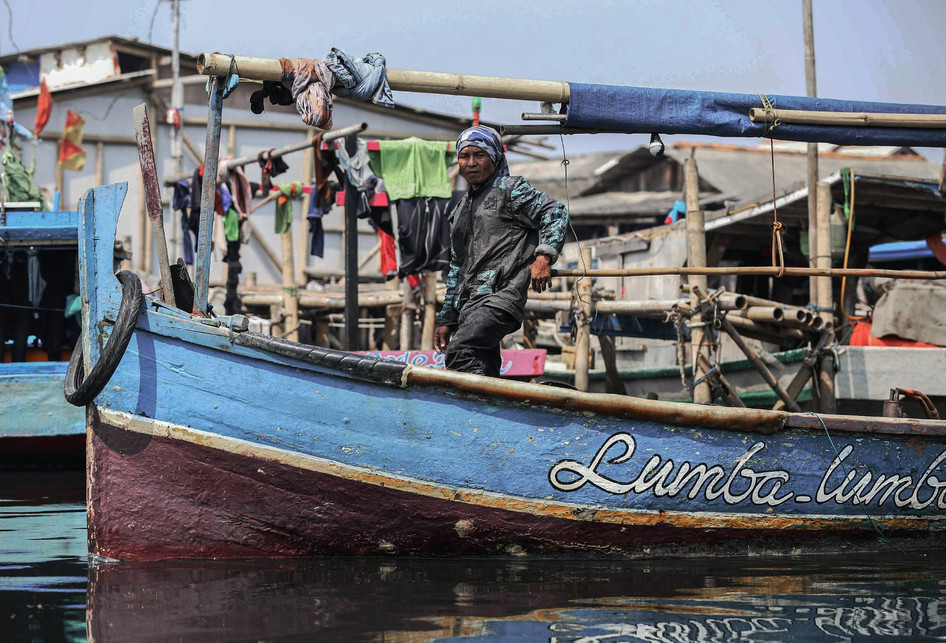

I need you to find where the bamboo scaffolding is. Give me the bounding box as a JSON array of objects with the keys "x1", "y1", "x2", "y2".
[{"x1": 197, "y1": 53, "x2": 570, "y2": 103}]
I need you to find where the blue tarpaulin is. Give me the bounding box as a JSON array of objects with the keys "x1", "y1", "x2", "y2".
[
  {"x1": 869, "y1": 239, "x2": 935, "y2": 262},
  {"x1": 564, "y1": 84, "x2": 946, "y2": 147}
]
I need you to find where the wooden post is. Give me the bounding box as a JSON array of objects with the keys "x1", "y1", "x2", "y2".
[
  {"x1": 816, "y1": 181, "x2": 836, "y2": 412},
  {"x1": 383, "y1": 304, "x2": 401, "y2": 350},
  {"x1": 685, "y1": 153, "x2": 711, "y2": 403},
  {"x1": 280, "y1": 227, "x2": 299, "y2": 342},
  {"x1": 401, "y1": 280, "x2": 415, "y2": 350},
  {"x1": 343, "y1": 164, "x2": 359, "y2": 351},
  {"x1": 132, "y1": 103, "x2": 177, "y2": 308},
  {"x1": 803, "y1": 0, "x2": 820, "y2": 309},
  {"x1": 297, "y1": 128, "x2": 315, "y2": 286},
  {"x1": 574, "y1": 246, "x2": 593, "y2": 392},
  {"x1": 136, "y1": 173, "x2": 148, "y2": 273},
  {"x1": 420, "y1": 273, "x2": 438, "y2": 350}
]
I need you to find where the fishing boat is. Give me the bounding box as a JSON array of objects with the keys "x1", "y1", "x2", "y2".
[
  {"x1": 69, "y1": 54, "x2": 946, "y2": 560},
  {"x1": 1, "y1": 202, "x2": 85, "y2": 464}
]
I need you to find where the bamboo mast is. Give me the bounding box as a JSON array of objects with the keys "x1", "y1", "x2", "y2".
[
  {"x1": 197, "y1": 54, "x2": 570, "y2": 103},
  {"x1": 803, "y1": 0, "x2": 820, "y2": 309},
  {"x1": 685, "y1": 152, "x2": 711, "y2": 404}
]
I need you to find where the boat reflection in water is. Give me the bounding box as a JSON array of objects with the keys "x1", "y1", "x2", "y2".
[{"x1": 87, "y1": 552, "x2": 946, "y2": 641}]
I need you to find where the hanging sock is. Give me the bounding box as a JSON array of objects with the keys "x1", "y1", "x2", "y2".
[{"x1": 275, "y1": 182, "x2": 303, "y2": 234}]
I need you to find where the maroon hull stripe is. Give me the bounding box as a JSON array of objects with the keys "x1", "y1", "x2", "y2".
[{"x1": 88, "y1": 414, "x2": 881, "y2": 560}]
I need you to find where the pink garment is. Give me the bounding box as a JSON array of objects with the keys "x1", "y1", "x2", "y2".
[{"x1": 282, "y1": 57, "x2": 335, "y2": 129}]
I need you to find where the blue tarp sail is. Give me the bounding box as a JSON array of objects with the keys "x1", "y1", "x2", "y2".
[{"x1": 564, "y1": 84, "x2": 946, "y2": 147}]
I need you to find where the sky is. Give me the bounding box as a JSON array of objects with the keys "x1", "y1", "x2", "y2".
[{"x1": 3, "y1": 0, "x2": 946, "y2": 160}]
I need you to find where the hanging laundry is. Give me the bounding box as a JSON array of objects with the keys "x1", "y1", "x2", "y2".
[
  {"x1": 394, "y1": 191, "x2": 463, "y2": 277},
  {"x1": 249, "y1": 80, "x2": 294, "y2": 115},
  {"x1": 374, "y1": 137, "x2": 454, "y2": 200},
  {"x1": 282, "y1": 57, "x2": 335, "y2": 129},
  {"x1": 379, "y1": 229, "x2": 397, "y2": 278},
  {"x1": 27, "y1": 247, "x2": 46, "y2": 308},
  {"x1": 250, "y1": 49, "x2": 395, "y2": 129},
  {"x1": 1, "y1": 145, "x2": 47, "y2": 208},
  {"x1": 258, "y1": 149, "x2": 290, "y2": 193},
  {"x1": 307, "y1": 197, "x2": 326, "y2": 258},
  {"x1": 323, "y1": 49, "x2": 394, "y2": 108},
  {"x1": 172, "y1": 180, "x2": 194, "y2": 264},
  {"x1": 335, "y1": 135, "x2": 372, "y2": 218},
  {"x1": 275, "y1": 181, "x2": 304, "y2": 234}
]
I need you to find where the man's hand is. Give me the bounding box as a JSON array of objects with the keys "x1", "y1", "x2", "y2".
[
  {"x1": 434, "y1": 326, "x2": 452, "y2": 354},
  {"x1": 530, "y1": 254, "x2": 552, "y2": 293}
]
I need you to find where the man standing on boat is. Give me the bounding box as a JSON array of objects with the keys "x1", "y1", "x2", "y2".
[{"x1": 433, "y1": 126, "x2": 569, "y2": 377}]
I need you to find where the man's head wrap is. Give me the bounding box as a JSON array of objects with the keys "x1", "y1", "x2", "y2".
[{"x1": 456, "y1": 125, "x2": 509, "y2": 178}]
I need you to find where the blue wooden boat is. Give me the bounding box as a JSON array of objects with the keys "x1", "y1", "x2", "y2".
[
  {"x1": 70, "y1": 59, "x2": 946, "y2": 560},
  {"x1": 0, "y1": 206, "x2": 85, "y2": 463}
]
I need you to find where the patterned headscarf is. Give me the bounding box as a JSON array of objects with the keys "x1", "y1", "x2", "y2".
[{"x1": 456, "y1": 125, "x2": 509, "y2": 178}]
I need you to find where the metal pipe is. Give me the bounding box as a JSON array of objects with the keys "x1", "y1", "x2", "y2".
[{"x1": 163, "y1": 122, "x2": 368, "y2": 185}]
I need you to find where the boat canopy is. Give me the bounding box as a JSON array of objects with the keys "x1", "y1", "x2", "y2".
[{"x1": 564, "y1": 84, "x2": 946, "y2": 147}]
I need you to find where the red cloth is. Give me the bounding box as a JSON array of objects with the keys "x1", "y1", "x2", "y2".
[
  {"x1": 379, "y1": 229, "x2": 397, "y2": 277},
  {"x1": 34, "y1": 80, "x2": 52, "y2": 135},
  {"x1": 849, "y1": 321, "x2": 942, "y2": 348}
]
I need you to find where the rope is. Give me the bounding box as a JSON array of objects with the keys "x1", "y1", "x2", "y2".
[
  {"x1": 804, "y1": 411, "x2": 905, "y2": 553},
  {"x1": 767, "y1": 137, "x2": 786, "y2": 277},
  {"x1": 757, "y1": 94, "x2": 781, "y2": 136},
  {"x1": 559, "y1": 134, "x2": 598, "y2": 326},
  {"x1": 840, "y1": 168, "x2": 869, "y2": 321}
]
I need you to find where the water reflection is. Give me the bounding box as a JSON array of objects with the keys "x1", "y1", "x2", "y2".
[
  {"x1": 3, "y1": 469, "x2": 945, "y2": 642},
  {"x1": 0, "y1": 470, "x2": 86, "y2": 642},
  {"x1": 86, "y1": 552, "x2": 946, "y2": 642}
]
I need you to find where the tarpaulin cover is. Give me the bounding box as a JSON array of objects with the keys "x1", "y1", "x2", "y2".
[{"x1": 564, "y1": 83, "x2": 946, "y2": 147}]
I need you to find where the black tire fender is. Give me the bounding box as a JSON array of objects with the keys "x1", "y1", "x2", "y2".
[{"x1": 64, "y1": 270, "x2": 143, "y2": 407}]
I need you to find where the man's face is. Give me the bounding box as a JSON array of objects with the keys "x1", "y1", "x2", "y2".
[{"x1": 458, "y1": 146, "x2": 494, "y2": 188}]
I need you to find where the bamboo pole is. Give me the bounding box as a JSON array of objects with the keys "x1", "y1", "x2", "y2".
[
  {"x1": 163, "y1": 122, "x2": 368, "y2": 185},
  {"x1": 554, "y1": 266, "x2": 946, "y2": 279},
  {"x1": 803, "y1": 0, "x2": 820, "y2": 309},
  {"x1": 816, "y1": 181, "x2": 836, "y2": 413},
  {"x1": 420, "y1": 273, "x2": 438, "y2": 351},
  {"x1": 197, "y1": 53, "x2": 570, "y2": 103},
  {"x1": 574, "y1": 247, "x2": 593, "y2": 392},
  {"x1": 685, "y1": 153, "x2": 710, "y2": 404},
  {"x1": 749, "y1": 107, "x2": 946, "y2": 128}
]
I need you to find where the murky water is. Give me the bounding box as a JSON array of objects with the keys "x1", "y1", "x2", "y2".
[{"x1": 2, "y1": 469, "x2": 946, "y2": 642}]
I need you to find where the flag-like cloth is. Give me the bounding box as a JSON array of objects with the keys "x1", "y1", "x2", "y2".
[
  {"x1": 58, "y1": 109, "x2": 86, "y2": 171},
  {"x1": 34, "y1": 80, "x2": 52, "y2": 136}
]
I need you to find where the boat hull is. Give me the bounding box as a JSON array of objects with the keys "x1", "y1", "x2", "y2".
[
  {"x1": 0, "y1": 362, "x2": 85, "y2": 463},
  {"x1": 77, "y1": 183, "x2": 946, "y2": 560}
]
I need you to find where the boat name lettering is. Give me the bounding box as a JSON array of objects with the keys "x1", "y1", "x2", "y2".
[
  {"x1": 548, "y1": 433, "x2": 946, "y2": 510},
  {"x1": 548, "y1": 433, "x2": 793, "y2": 507}
]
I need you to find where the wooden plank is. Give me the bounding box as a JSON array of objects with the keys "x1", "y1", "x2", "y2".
[{"x1": 132, "y1": 103, "x2": 177, "y2": 308}]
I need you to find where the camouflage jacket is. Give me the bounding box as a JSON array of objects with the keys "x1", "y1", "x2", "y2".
[{"x1": 435, "y1": 173, "x2": 569, "y2": 328}]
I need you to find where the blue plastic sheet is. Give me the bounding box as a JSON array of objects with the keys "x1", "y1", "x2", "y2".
[{"x1": 565, "y1": 83, "x2": 946, "y2": 147}]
